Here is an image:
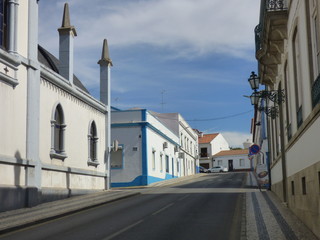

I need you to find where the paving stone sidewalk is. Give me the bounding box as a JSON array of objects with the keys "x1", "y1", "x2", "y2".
[{"x1": 245, "y1": 172, "x2": 319, "y2": 240}]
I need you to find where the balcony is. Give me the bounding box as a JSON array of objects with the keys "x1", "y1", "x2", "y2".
[{"x1": 255, "y1": 0, "x2": 288, "y2": 86}]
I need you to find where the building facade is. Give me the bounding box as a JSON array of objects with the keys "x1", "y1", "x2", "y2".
[
  {"x1": 213, "y1": 149, "x2": 251, "y2": 172},
  {"x1": 253, "y1": 0, "x2": 320, "y2": 237},
  {"x1": 110, "y1": 110, "x2": 198, "y2": 187},
  {"x1": 0, "y1": 1, "x2": 111, "y2": 211},
  {"x1": 198, "y1": 133, "x2": 230, "y2": 169}
]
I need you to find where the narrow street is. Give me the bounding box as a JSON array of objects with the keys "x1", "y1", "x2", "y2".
[{"x1": 0, "y1": 173, "x2": 246, "y2": 240}]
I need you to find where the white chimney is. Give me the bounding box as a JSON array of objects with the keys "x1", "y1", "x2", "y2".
[
  {"x1": 58, "y1": 3, "x2": 77, "y2": 84},
  {"x1": 98, "y1": 39, "x2": 113, "y2": 106}
]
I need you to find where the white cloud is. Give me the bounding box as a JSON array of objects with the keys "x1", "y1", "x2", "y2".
[
  {"x1": 221, "y1": 131, "x2": 252, "y2": 148},
  {"x1": 39, "y1": 0, "x2": 260, "y2": 59}
]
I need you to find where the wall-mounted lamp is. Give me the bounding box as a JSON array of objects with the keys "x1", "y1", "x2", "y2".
[
  {"x1": 247, "y1": 71, "x2": 285, "y2": 118},
  {"x1": 258, "y1": 106, "x2": 278, "y2": 119}
]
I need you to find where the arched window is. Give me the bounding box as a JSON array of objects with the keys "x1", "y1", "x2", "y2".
[
  {"x1": 88, "y1": 121, "x2": 99, "y2": 166},
  {"x1": 0, "y1": 0, "x2": 8, "y2": 49},
  {"x1": 50, "y1": 104, "x2": 66, "y2": 160}
]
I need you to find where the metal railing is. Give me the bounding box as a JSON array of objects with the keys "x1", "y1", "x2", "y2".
[
  {"x1": 267, "y1": 0, "x2": 286, "y2": 11},
  {"x1": 255, "y1": 0, "x2": 287, "y2": 53}
]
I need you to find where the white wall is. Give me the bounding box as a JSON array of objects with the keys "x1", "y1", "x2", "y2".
[
  {"x1": 211, "y1": 134, "x2": 230, "y2": 155},
  {"x1": 214, "y1": 154, "x2": 250, "y2": 170},
  {"x1": 39, "y1": 78, "x2": 106, "y2": 173},
  {"x1": 147, "y1": 127, "x2": 178, "y2": 179},
  {"x1": 111, "y1": 126, "x2": 142, "y2": 184},
  {"x1": 0, "y1": 67, "x2": 28, "y2": 160}
]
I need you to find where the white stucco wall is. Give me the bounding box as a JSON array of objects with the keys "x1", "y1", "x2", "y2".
[
  {"x1": 39, "y1": 78, "x2": 106, "y2": 170},
  {"x1": 147, "y1": 127, "x2": 178, "y2": 179},
  {"x1": 214, "y1": 154, "x2": 250, "y2": 170},
  {"x1": 270, "y1": 160, "x2": 283, "y2": 184},
  {"x1": 286, "y1": 117, "x2": 320, "y2": 177},
  {"x1": 211, "y1": 134, "x2": 230, "y2": 155},
  {"x1": 112, "y1": 110, "x2": 142, "y2": 123},
  {"x1": 0, "y1": 66, "x2": 28, "y2": 160},
  {"x1": 111, "y1": 126, "x2": 142, "y2": 184},
  {"x1": 111, "y1": 109, "x2": 181, "y2": 185},
  {"x1": 17, "y1": 1, "x2": 29, "y2": 58}
]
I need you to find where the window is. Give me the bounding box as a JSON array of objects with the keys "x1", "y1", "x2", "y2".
[
  {"x1": 88, "y1": 121, "x2": 98, "y2": 165},
  {"x1": 165, "y1": 155, "x2": 169, "y2": 173},
  {"x1": 152, "y1": 149, "x2": 156, "y2": 170},
  {"x1": 284, "y1": 62, "x2": 292, "y2": 141},
  {"x1": 318, "y1": 171, "x2": 320, "y2": 193},
  {"x1": 291, "y1": 181, "x2": 295, "y2": 195},
  {"x1": 180, "y1": 133, "x2": 183, "y2": 148},
  {"x1": 50, "y1": 104, "x2": 66, "y2": 160},
  {"x1": 111, "y1": 145, "x2": 123, "y2": 169},
  {"x1": 0, "y1": 0, "x2": 7, "y2": 49},
  {"x1": 160, "y1": 153, "x2": 163, "y2": 172},
  {"x1": 176, "y1": 159, "x2": 179, "y2": 173},
  {"x1": 200, "y1": 148, "x2": 208, "y2": 157},
  {"x1": 292, "y1": 28, "x2": 303, "y2": 128},
  {"x1": 218, "y1": 160, "x2": 223, "y2": 166},
  {"x1": 311, "y1": 10, "x2": 320, "y2": 78},
  {"x1": 302, "y1": 177, "x2": 306, "y2": 195},
  {"x1": 239, "y1": 159, "x2": 244, "y2": 167}
]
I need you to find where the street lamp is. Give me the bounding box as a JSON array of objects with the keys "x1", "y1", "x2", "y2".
[
  {"x1": 250, "y1": 92, "x2": 260, "y2": 105},
  {"x1": 247, "y1": 71, "x2": 285, "y2": 119},
  {"x1": 248, "y1": 71, "x2": 260, "y2": 91}
]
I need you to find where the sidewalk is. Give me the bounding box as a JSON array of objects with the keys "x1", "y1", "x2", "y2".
[{"x1": 244, "y1": 171, "x2": 319, "y2": 240}]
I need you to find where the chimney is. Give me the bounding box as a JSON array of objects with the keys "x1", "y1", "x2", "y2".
[
  {"x1": 98, "y1": 39, "x2": 113, "y2": 106},
  {"x1": 58, "y1": 3, "x2": 77, "y2": 83}
]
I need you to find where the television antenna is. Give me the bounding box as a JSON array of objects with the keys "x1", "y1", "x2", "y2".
[{"x1": 161, "y1": 90, "x2": 166, "y2": 112}]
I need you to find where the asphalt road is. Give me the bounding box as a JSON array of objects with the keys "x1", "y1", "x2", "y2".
[{"x1": 0, "y1": 172, "x2": 247, "y2": 240}]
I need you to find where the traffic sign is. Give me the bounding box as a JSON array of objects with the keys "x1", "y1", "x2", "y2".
[{"x1": 249, "y1": 144, "x2": 260, "y2": 155}]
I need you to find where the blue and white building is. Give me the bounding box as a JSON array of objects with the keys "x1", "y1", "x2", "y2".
[{"x1": 110, "y1": 109, "x2": 198, "y2": 187}]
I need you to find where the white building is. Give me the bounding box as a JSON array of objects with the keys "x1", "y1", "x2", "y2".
[
  {"x1": 198, "y1": 133, "x2": 230, "y2": 169},
  {"x1": 111, "y1": 110, "x2": 198, "y2": 187},
  {"x1": 0, "y1": 2, "x2": 111, "y2": 211},
  {"x1": 151, "y1": 112, "x2": 199, "y2": 175},
  {"x1": 252, "y1": 0, "x2": 320, "y2": 237},
  {"x1": 213, "y1": 149, "x2": 251, "y2": 172}
]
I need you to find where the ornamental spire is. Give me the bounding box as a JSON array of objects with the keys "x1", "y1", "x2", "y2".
[{"x1": 98, "y1": 39, "x2": 113, "y2": 66}]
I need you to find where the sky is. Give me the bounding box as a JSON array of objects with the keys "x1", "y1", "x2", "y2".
[{"x1": 38, "y1": 0, "x2": 260, "y2": 148}]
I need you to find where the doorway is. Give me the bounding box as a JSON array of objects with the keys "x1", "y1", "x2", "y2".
[{"x1": 228, "y1": 160, "x2": 234, "y2": 171}]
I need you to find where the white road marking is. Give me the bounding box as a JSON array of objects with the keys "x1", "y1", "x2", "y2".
[
  {"x1": 102, "y1": 219, "x2": 144, "y2": 240},
  {"x1": 152, "y1": 203, "x2": 175, "y2": 216}
]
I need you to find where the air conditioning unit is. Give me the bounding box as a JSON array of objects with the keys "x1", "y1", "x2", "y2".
[
  {"x1": 178, "y1": 152, "x2": 185, "y2": 158},
  {"x1": 163, "y1": 142, "x2": 168, "y2": 149}
]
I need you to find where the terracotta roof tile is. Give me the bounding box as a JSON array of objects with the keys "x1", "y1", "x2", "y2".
[
  {"x1": 198, "y1": 133, "x2": 219, "y2": 144},
  {"x1": 213, "y1": 149, "x2": 249, "y2": 157}
]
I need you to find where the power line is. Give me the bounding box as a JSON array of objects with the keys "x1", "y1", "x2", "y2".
[
  {"x1": 154, "y1": 109, "x2": 253, "y2": 122},
  {"x1": 186, "y1": 110, "x2": 253, "y2": 122}
]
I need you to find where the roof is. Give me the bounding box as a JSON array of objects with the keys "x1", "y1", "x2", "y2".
[
  {"x1": 213, "y1": 149, "x2": 249, "y2": 157},
  {"x1": 38, "y1": 45, "x2": 90, "y2": 94},
  {"x1": 198, "y1": 133, "x2": 219, "y2": 144}
]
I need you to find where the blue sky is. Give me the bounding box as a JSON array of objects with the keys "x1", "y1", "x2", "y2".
[{"x1": 38, "y1": 0, "x2": 260, "y2": 147}]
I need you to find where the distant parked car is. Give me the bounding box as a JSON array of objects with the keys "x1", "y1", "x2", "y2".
[
  {"x1": 199, "y1": 166, "x2": 208, "y2": 173},
  {"x1": 208, "y1": 166, "x2": 228, "y2": 173}
]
